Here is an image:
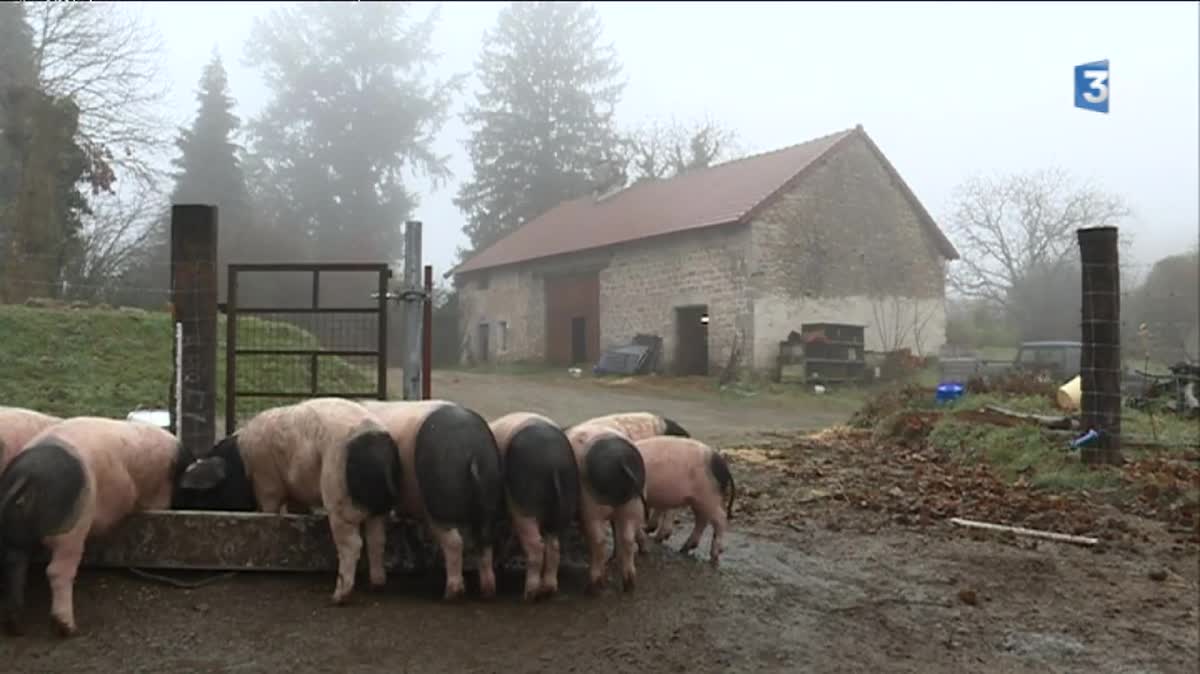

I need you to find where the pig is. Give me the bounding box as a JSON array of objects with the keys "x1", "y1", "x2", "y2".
[
  {"x1": 0, "y1": 406, "x2": 62, "y2": 474},
  {"x1": 565, "y1": 422, "x2": 647, "y2": 594},
  {"x1": 0, "y1": 416, "x2": 187, "y2": 637},
  {"x1": 634, "y1": 436, "x2": 736, "y2": 566},
  {"x1": 171, "y1": 397, "x2": 402, "y2": 605},
  {"x1": 362, "y1": 400, "x2": 503, "y2": 600},
  {"x1": 570, "y1": 411, "x2": 690, "y2": 548},
  {"x1": 488, "y1": 412, "x2": 580, "y2": 601}
]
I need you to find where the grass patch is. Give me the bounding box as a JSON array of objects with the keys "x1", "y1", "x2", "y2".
[
  {"x1": 0, "y1": 304, "x2": 374, "y2": 422},
  {"x1": 928, "y1": 418, "x2": 1123, "y2": 492}
]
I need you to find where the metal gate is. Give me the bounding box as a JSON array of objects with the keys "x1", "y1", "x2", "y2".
[{"x1": 224, "y1": 263, "x2": 391, "y2": 434}]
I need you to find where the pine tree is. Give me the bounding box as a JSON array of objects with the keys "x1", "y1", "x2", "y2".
[
  {"x1": 244, "y1": 2, "x2": 458, "y2": 264},
  {"x1": 135, "y1": 51, "x2": 253, "y2": 302},
  {"x1": 455, "y1": 1, "x2": 625, "y2": 256}
]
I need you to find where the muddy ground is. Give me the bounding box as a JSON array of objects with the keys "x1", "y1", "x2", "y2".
[{"x1": 1, "y1": 372, "x2": 1196, "y2": 673}]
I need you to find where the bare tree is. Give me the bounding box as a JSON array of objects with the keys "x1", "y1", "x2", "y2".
[
  {"x1": 64, "y1": 189, "x2": 160, "y2": 302},
  {"x1": 946, "y1": 167, "x2": 1129, "y2": 309},
  {"x1": 25, "y1": 2, "x2": 171, "y2": 190},
  {"x1": 622, "y1": 115, "x2": 742, "y2": 181}
]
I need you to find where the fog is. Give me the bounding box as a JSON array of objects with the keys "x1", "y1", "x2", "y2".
[{"x1": 142, "y1": 1, "x2": 1198, "y2": 279}]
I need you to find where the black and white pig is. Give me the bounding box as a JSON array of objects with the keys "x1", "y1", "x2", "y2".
[
  {"x1": 171, "y1": 397, "x2": 403, "y2": 605},
  {"x1": 488, "y1": 412, "x2": 580, "y2": 601},
  {"x1": 570, "y1": 411, "x2": 690, "y2": 548},
  {"x1": 362, "y1": 400, "x2": 504, "y2": 600},
  {"x1": 564, "y1": 422, "x2": 647, "y2": 594},
  {"x1": 0, "y1": 416, "x2": 187, "y2": 637}
]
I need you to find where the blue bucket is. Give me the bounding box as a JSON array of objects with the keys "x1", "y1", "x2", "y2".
[{"x1": 935, "y1": 382, "x2": 965, "y2": 405}]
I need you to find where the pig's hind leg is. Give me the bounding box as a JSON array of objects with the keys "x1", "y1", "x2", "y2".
[
  {"x1": 540, "y1": 534, "x2": 561, "y2": 598},
  {"x1": 430, "y1": 523, "x2": 466, "y2": 600},
  {"x1": 512, "y1": 514, "x2": 544, "y2": 601},
  {"x1": 3, "y1": 549, "x2": 31, "y2": 635},
  {"x1": 44, "y1": 533, "x2": 87, "y2": 637},
  {"x1": 328, "y1": 512, "x2": 364, "y2": 605},
  {"x1": 679, "y1": 509, "x2": 710, "y2": 559},
  {"x1": 364, "y1": 515, "x2": 388, "y2": 588}
]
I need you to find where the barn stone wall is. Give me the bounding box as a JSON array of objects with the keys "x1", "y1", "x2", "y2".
[{"x1": 746, "y1": 131, "x2": 948, "y2": 369}]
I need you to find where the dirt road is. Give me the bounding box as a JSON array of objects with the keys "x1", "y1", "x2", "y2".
[
  {"x1": 1, "y1": 373, "x2": 1195, "y2": 672},
  {"x1": 412, "y1": 370, "x2": 854, "y2": 444}
]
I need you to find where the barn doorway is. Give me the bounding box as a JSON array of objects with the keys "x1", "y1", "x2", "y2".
[
  {"x1": 571, "y1": 316, "x2": 588, "y2": 364},
  {"x1": 544, "y1": 272, "x2": 600, "y2": 366},
  {"x1": 477, "y1": 323, "x2": 490, "y2": 363},
  {"x1": 674, "y1": 305, "x2": 709, "y2": 376}
]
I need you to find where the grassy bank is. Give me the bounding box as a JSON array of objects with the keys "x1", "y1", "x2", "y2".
[{"x1": 0, "y1": 304, "x2": 374, "y2": 421}]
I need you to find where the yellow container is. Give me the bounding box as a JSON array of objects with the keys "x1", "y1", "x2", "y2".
[{"x1": 1057, "y1": 375, "x2": 1082, "y2": 411}]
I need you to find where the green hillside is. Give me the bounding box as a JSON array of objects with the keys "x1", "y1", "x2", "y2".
[{"x1": 0, "y1": 304, "x2": 377, "y2": 422}]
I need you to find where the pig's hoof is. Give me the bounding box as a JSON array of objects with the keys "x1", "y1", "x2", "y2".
[
  {"x1": 679, "y1": 542, "x2": 697, "y2": 555},
  {"x1": 622, "y1": 576, "x2": 636, "y2": 593},
  {"x1": 51, "y1": 617, "x2": 76, "y2": 638},
  {"x1": 538, "y1": 585, "x2": 558, "y2": 600},
  {"x1": 584, "y1": 579, "x2": 605, "y2": 596},
  {"x1": 4, "y1": 617, "x2": 24, "y2": 637},
  {"x1": 443, "y1": 584, "x2": 466, "y2": 601}
]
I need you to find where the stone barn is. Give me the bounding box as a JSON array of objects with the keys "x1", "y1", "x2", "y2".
[{"x1": 449, "y1": 124, "x2": 960, "y2": 375}]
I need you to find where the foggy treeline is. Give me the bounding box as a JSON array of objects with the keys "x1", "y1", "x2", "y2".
[{"x1": 0, "y1": 2, "x2": 1195, "y2": 366}]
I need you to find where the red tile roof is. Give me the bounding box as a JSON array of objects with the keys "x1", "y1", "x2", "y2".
[{"x1": 451, "y1": 125, "x2": 957, "y2": 276}]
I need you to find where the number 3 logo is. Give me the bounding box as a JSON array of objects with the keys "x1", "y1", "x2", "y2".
[{"x1": 1081, "y1": 69, "x2": 1109, "y2": 104}]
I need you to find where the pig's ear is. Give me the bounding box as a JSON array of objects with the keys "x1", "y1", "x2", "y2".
[{"x1": 178, "y1": 456, "x2": 227, "y2": 490}]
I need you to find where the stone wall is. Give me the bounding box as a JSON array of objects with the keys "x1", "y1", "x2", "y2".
[
  {"x1": 599, "y1": 225, "x2": 751, "y2": 375},
  {"x1": 456, "y1": 265, "x2": 545, "y2": 364},
  {"x1": 746, "y1": 131, "x2": 949, "y2": 369}
]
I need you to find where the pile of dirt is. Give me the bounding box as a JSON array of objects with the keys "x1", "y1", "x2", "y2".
[
  {"x1": 1122, "y1": 456, "x2": 1200, "y2": 531},
  {"x1": 727, "y1": 428, "x2": 1141, "y2": 545},
  {"x1": 847, "y1": 384, "x2": 933, "y2": 429}
]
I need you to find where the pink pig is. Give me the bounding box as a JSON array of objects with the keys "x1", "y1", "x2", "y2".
[
  {"x1": 0, "y1": 417, "x2": 185, "y2": 637},
  {"x1": 565, "y1": 422, "x2": 647, "y2": 594},
  {"x1": 634, "y1": 436, "x2": 736, "y2": 565},
  {"x1": 0, "y1": 406, "x2": 62, "y2": 474}
]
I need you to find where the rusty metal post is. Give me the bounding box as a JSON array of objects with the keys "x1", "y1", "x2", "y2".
[
  {"x1": 170, "y1": 205, "x2": 219, "y2": 454},
  {"x1": 401, "y1": 221, "x2": 423, "y2": 400},
  {"x1": 1077, "y1": 226, "x2": 1122, "y2": 465},
  {"x1": 423, "y1": 265, "x2": 433, "y2": 399}
]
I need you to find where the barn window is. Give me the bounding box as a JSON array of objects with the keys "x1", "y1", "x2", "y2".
[{"x1": 499, "y1": 321, "x2": 509, "y2": 352}]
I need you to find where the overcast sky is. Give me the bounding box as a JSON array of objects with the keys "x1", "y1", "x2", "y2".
[{"x1": 140, "y1": 1, "x2": 1198, "y2": 280}]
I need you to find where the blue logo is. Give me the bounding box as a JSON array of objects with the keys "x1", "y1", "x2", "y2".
[{"x1": 1074, "y1": 60, "x2": 1110, "y2": 113}]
